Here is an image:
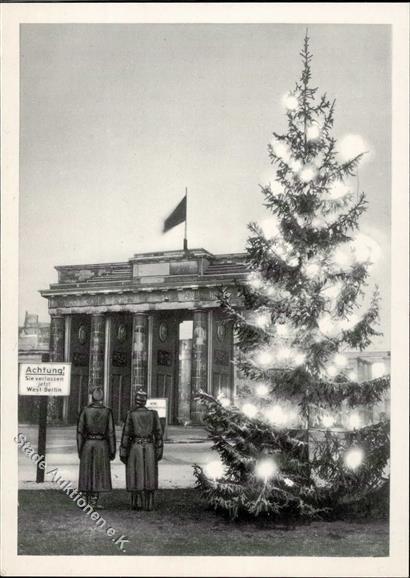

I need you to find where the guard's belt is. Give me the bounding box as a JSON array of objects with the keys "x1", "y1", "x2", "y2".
[
  {"x1": 86, "y1": 433, "x2": 106, "y2": 440},
  {"x1": 132, "y1": 436, "x2": 154, "y2": 444}
]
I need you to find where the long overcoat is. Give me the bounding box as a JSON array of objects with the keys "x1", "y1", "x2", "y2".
[
  {"x1": 77, "y1": 403, "x2": 116, "y2": 493},
  {"x1": 119, "y1": 407, "x2": 163, "y2": 491}
]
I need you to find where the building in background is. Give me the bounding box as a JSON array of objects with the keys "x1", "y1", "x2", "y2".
[
  {"x1": 39, "y1": 249, "x2": 246, "y2": 425},
  {"x1": 18, "y1": 311, "x2": 50, "y2": 362},
  {"x1": 344, "y1": 350, "x2": 391, "y2": 424},
  {"x1": 18, "y1": 312, "x2": 50, "y2": 423},
  {"x1": 345, "y1": 350, "x2": 391, "y2": 383}
]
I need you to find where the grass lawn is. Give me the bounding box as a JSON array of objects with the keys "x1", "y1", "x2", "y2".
[{"x1": 18, "y1": 490, "x2": 388, "y2": 557}]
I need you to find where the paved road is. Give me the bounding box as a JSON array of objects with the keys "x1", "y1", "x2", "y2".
[{"x1": 17, "y1": 425, "x2": 215, "y2": 490}]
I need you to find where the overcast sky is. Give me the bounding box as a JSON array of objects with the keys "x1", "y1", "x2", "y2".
[{"x1": 19, "y1": 24, "x2": 391, "y2": 349}]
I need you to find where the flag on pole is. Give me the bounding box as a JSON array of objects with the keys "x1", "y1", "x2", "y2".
[{"x1": 162, "y1": 194, "x2": 187, "y2": 234}]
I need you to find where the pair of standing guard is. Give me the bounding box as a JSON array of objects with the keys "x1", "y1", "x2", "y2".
[{"x1": 77, "y1": 386, "x2": 163, "y2": 510}]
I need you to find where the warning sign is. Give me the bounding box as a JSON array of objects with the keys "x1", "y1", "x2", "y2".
[
  {"x1": 146, "y1": 397, "x2": 168, "y2": 437},
  {"x1": 146, "y1": 398, "x2": 167, "y2": 419},
  {"x1": 19, "y1": 363, "x2": 71, "y2": 396}
]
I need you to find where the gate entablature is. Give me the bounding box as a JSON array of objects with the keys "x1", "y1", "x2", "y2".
[{"x1": 41, "y1": 248, "x2": 247, "y2": 315}]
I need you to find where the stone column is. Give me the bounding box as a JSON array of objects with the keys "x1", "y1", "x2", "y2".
[
  {"x1": 50, "y1": 314, "x2": 65, "y2": 361},
  {"x1": 103, "y1": 315, "x2": 112, "y2": 406},
  {"x1": 177, "y1": 338, "x2": 192, "y2": 423},
  {"x1": 207, "y1": 310, "x2": 214, "y2": 394},
  {"x1": 229, "y1": 325, "x2": 235, "y2": 403},
  {"x1": 147, "y1": 313, "x2": 154, "y2": 397},
  {"x1": 190, "y1": 310, "x2": 208, "y2": 424},
  {"x1": 48, "y1": 314, "x2": 65, "y2": 422},
  {"x1": 62, "y1": 315, "x2": 72, "y2": 423},
  {"x1": 131, "y1": 313, "x2": 148, "y2": 405},
  {"x1": 89, "y1": 313, "x2": 105, "y2": 394}
]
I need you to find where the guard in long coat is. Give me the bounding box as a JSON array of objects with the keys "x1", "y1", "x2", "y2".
[
  {"x1": 77, "y1": 387, "x2": 116, "y2": 508},
  {"x1": 120, "y1": 388, "x2": 163, "y2": 510}
]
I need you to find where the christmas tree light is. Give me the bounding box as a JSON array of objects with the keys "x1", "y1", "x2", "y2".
[
  {"x1": 264, "y1": 404, "x2": 288, "y2": 426},
  {"x1": 256, "y1": 383, "x2": 270, "y2": 397},
  {"x1": 344, "y1": 447, "x2": 364, "y2": 470},
  {"x1": 255, "y1": 458, "x2": 278, "y2": 481},
  {"x1": 306, "y1": 123, "x2": 321, "y2": 141},
  {"x1": 268, "y1": 180, "x2": 284, "y2": 197},
  {"x1": 348, "y1": 412, "x2": 362, "y2": 430},
  {"x1": 303, "y1": 261, "x2": 322, "y2": 278},
  {"x1": 328, "y1": 180, "x2": 351, "y2": 200},
  {"x1": 333, "y1": 353, "x2": 348, "y2": 368},
  {"x1": 277, "y1": 346, "x2": 292, "y2": 361},
  {"x1": 204, "y1": 460, "x2": 225, "y2": 480},
  {"x1": 287, "y1": 255, "x2": 299, "y2": 267},
  {"x1": 322, "y1": 414, "x2": 336, "y2": 428},
  {"x1": 299, "y1": 164, "x2": 317, "y2": 182},
  {"x1": 282, "y1": 92, "x2": 299, "y2": 110},
  {"x1": 332, "y1": 245, "x2": 355, "y2": 269},
  {"x1": 327, "y1": 365, "x2": 338, "y2": 378},
  {"x1": 272, "y1": 139, "x2": 291, "y2": 163},
  {"x1": 247, "y1": 271, "x2": 264, "y2": 290},
  {"x1": 255, "y1": 349, "x2": 274, "y2": 368},
  {"x1": 311, "y1": 215, "x2": 328, "y2": 229},
  {"x1": 259, "y1": 216, "x2": 281, "y2": 240},
  {"x1": 265, "y1": 285, "x2": 278, "y2": 298},
  {"x1": 276, "y1": 323, "x2": 290, "y2": 337},
  {"x1": 294, "y1": 352, "x2": 306, "y2": 365},
  {"x1": 242, "y1": 403, "x2": 258, "y2": 419},
  {"x1": 322, "y1": 281, "x2": 343, "y2": 302},
  {"x1": 339, "y1": 134, "x2": 367, "y2": 162},
  {"x1": 269, "y1": 243, "x2": 281, "y2": 259},
  {"x1": 352, "y1": 233, "x2": 381, "y2": 265},
  {"x1": 253, "y1": 310, "x2": 271, "y2": 329},
  {"x1": 289, "y1": 158, "x2": 303, "y2": 172},
  {"x1": 219, "y1": 396, "x2": 231, "y2": 408},
  {"x1": 318, "y1": 314, "x2": 339, "y2": 338}
]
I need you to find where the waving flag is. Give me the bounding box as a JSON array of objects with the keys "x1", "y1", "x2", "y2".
[{"x1": 163, "y1": 193, "x2": 187, "y2": 233}]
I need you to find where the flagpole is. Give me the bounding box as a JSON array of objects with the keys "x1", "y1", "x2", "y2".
[{"x1": 183, "y1": 187, "x2": 188, "y2": 252}]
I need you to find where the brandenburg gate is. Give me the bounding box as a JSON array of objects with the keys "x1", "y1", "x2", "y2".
[{"x1": 40, "y1": 249, "x2": 247, "y2": 425}]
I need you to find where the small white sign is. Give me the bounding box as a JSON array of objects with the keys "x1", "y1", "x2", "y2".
[
  {"x1": 146, "y1": 397, "x2": 167, "y2": 419},
  {"x1": 19, "y1": 363, "x2": 71, "y2": 396}
]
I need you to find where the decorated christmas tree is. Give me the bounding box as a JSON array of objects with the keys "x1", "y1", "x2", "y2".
[{"x1": 193, "y1": 33, "x2": 390, "y2": 520}]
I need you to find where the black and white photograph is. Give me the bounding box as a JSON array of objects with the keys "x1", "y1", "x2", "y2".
[{"x1": 1, "y1": 3, "x2": 409, "y2": 577}]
